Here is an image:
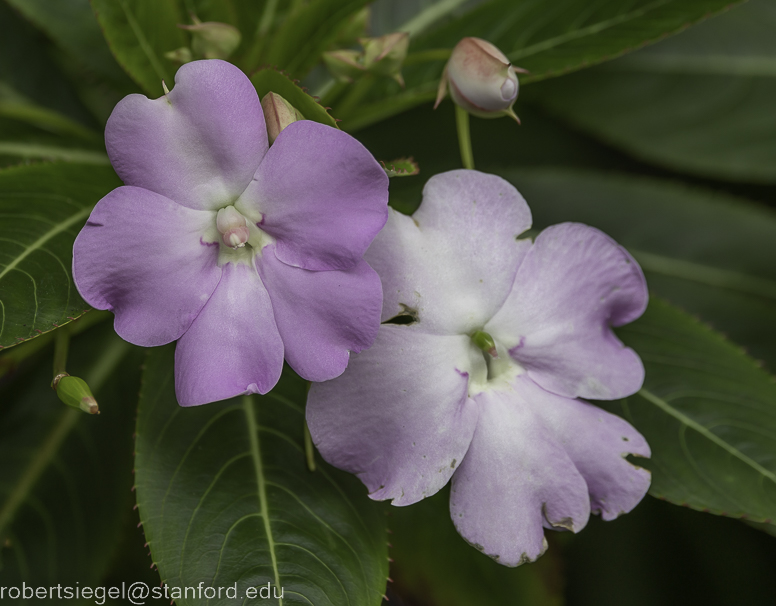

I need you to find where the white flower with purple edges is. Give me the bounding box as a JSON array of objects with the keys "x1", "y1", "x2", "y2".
[
  {"x1": 73, "y1": 60, "x2": 388, "y2": 406},
  {"x1": 307, "y1": 170, "x2": 651, "y2": 566}
]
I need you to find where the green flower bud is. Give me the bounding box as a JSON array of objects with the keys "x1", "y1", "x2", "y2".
[
  {"x1": 322, "y1": 49, "x2": 365, "y2": 83},
  {"x1": 179, "y1": 21, "x2": 241, "y2": 60},
  {"x1": 261, "y1": 92, "x2": 305, "y2": 144},
  {"x1": 361, "y1": 32, "x2": 409, "y2": 86},
  {"x1": 52, "y1": 374, "x2": 99, "y2": 415},
  {"x1": 164, "y1": 46, "x2": 193, "y2": 64}
]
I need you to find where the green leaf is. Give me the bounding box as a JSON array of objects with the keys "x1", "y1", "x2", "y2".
[
  {"x1": 0, "y1": 323, "x2": 141, "y2": 586},
  {"x1": 341, "y1": 0, "x2": 745, "y2": 130},
  {"x1": 495, "y1": 168, "x2": 776, "y2": 372},
  {"x1": 605, "y1": 298, "x2": 776, "y2": 522},
  {"x1": 90, "y1": 0, "x2": 186, "y2": 96},
  {"x1": 5, "y1": 0, "x2": 136, "y2": 91},
  {"x1": 245, "y1": 0, "x2": 370, "y2": 77},
  {"x1": 389, "y1": 487, "x2": 564, "y2": 605},
  {"x1": 529, "y1": 0, "x2": 776, "y2": 183},
  {"x1": 250, "y1": 68, "x2": 338, "y2": 128},
  {"x1": 0, "y1": 162, "x2": 122, "y2": 350},
  {"x1": 135, "y1": 345, "x2": 389, "y2": 605}
]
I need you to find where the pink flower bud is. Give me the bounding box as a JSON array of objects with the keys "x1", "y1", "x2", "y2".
[
  {"x1": 216, "y1": 206, "x2": 249, "y2": 248},
  {"x1": 435, "y1": 37, "x2": 525, "y2": 122},
  {"x1": 261, "y1": 92, "x2": 305, "y2": 144}
]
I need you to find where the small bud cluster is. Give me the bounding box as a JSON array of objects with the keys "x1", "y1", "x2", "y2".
[{"x1": 324, "y1": 33, "x2": 409, "y2": 86}]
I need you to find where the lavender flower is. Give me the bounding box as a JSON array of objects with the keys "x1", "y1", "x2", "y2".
[
  {"x1": 307, "y1": 170, "x2": 651, "y2": 566},
  {"x1": 73, "y1": 60, "x2": 388, "y2": 406}
]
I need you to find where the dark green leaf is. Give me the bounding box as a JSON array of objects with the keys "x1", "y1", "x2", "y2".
[
  {"x1": 5, "y1": 0, "x2": 136, "y2": 91},
  {"x1": 389, "y1": 487, "x2": 564, "y2": 606},
  {"x1": 341, "y1": 0, "x2": 745, "y2": 130},
  {"x1": 135, "y1": 346, "x2": 389, "y2": 605},
  {"x1": 90, "y1": 0, "x2": 186, "y2": 96},
  {"x1": 0, "y1": 162, "x2": 121, "y2": 349},
  {"x1": 529, "y1": 0, "x2": 776, "y2": 183},
  {"x1": 496, "y1": 168, "x2": 776, "y2": 372},
  {"x1": 250, "y1": 68, "x2": 338, "y2": 128},
  {"x1": 0, "y1": 323, "x2": 141, "y2": 587},
  {"x1": 605, "y1": 298, "x2": 776, "y2": 522},
  {"x1": 244, "y1": 0, "x2": 370, "y2": 77}
]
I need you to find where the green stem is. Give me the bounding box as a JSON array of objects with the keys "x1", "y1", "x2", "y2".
[
  {"x1": 303, "y1": 382, "x2": 316, "y2": 472},
  {"x1": 455, "y1": 105, "x2": 475, "y2": 169},
  {"x1": 257, "y1": 0, "x2": 279, "y2": 37},
  {"x1": 52, "y1": 326, "x2": 70, "y2": 378}
]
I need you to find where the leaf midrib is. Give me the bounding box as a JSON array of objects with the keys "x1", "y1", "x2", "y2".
[
  {"x1": 244, "y1": 396, "x2": 283, "y2": 606},
  {"x1": 508, "y1": 0, "x2": 674, "y2": 61},
  {"x1": 638, "y1": 388, "x2": 776, "y2": 486}
]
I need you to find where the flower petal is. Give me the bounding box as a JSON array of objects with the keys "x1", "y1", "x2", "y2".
[
  {"x1": 106, "y1": 59, "x2": 266, "y2": 211},
  {"x1": 174, "y1": 262, "x2": 283, "y2": 406},
  {"x1": 366, "y1": 170, "x2": 532, "y2": 335},
  {"x1": 307, "y1": 325, "x2": 481, "y2": 505},
  {"x1": 519, "y1": 375, "x2": 651, "y2": 520},
  {"x1": 236, "y1": 120, "x2": 388, "y2": 271},
  {"x1": 486, "y1": 222, "x2": 648, "y2": 400},
  {"x1": 256, "y1": 246, "x2": 382, "y2": 382},
  {"x1": 72, "y1": 186, "x2": 221, "y2": 347},
  {"x1": 450, "y1": 383, "x2": 590, "y2": 566}
]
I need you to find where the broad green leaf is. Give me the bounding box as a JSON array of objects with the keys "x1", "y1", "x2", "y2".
[
  {"x1": 0, "y1": 162, "x2": 122, "y2": 350},
  {"x1": 5, "y1": 0, "x2": 136, "y2": 91},
  {"x1": 339, "y1": 0, "x2": 744, "y2": 130},
  {"x1": 606, "y1": 298, "x2": 776, "y2": 521},
  {"x1": 389, "y1": 487, "x2": 564, "y2": 606},
  {"x1": 529, "y1": 0, "x2": 776, "y2": 183},
  {"x1": 0, "y1": 2, "x2": 95, "y2": 126},
  {"x1": 496, "y1": 168, "x2": 776, "y2": 372},
  {"x1": 250, "y1": 68, "x2": 338, "y2": 128},
  {"x1": 90, "y1": 0, "x2": 186, "y2": 96},
  {"x1": 135, "y1": 345, "x2": 389, "y2": 605},
  {"x1": 0, "y1": 323, "x2": 141, "y2": 587}
]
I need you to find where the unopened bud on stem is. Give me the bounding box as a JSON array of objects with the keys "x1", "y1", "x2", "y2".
[
  {"x1": 261, "y1": 92, "x2": 304, "y2": 144},
  {"x1": 435, "y1": 37, "x2": 526, "y2": 122},
  {"x1": 52, "y1": 374, "x2": 99, "y2": 414}
]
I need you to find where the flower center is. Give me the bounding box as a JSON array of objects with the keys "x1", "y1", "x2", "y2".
[
  {"x1": 216, "y1": 205, "x2": 249, "y2": 249},
  {"x1": 468, "y1": 330, "x2": 524, "y2": 396}
]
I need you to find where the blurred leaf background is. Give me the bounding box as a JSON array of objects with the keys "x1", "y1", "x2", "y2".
[{"x1": 1, "y1": 0, "x2": 775, "y2": 604}]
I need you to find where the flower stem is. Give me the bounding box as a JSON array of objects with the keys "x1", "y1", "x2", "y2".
[
  {"x1": 52, "y1": 326, "x2": 70, "y2": 379},
  {"x1": 455, "y1": 105, "x2": 475, "y2": 170}
]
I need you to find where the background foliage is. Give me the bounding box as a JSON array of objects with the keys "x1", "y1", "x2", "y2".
[{"x1": 0, "y1": 0, "x2": 774, "y2": 604}]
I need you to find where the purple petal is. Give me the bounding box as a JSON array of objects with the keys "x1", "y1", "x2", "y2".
[
  {"x1": 519, "y1": 375, "x2": 651, "y2": 520},
  {"x1": 72, "y1": 186, "x2": 221, "y2": 347},
  {"x1": 486, "y1": 223, "x2": 648, "y2": 400},
  {"x1": 450, "y1": 382, "x2": 590, "y2": 566},
  {"x1": 256, "y1": 246, "x2": 382, "y2": 382},
  {"x1": 106, "y1": 60, "x2": 266, "y2": 211},
  {"x1": 366, "y1": 170, "x2": 532, "y2": 335},
  {"x1": 236, "y1": 120, "x2": 388, "y2": 271},
  {"x1": 307, "y1": 325, "x2": 481, "y2": 505},
  {"x1": 174, "y1": 262, "x2": 283, "y2": 406}
]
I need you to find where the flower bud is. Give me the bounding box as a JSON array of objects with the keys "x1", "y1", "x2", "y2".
[
  {"x1": 435, "y1": 37, "x2": 525, "y2": 122},
  {"x1": 361, "y1": 32, "x2": 409, "y2": 86},
  {"x1": 322, "y1": 50, "x2": 365, "y2": 83},
  {"x1": 261, "y1": 92, "x2": 305, "y2": 144},
  {"x1": 164, "y1": 46, "x2": 193, "y2": 64},
  {"x1": 178, "y1": 21, "x2": 241, "y2": 60},
  {"x1": 52, "y1": 374, "x2": 99, "y2": 414}
]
